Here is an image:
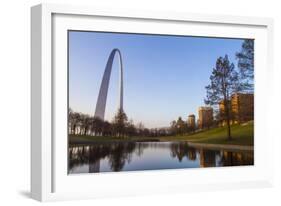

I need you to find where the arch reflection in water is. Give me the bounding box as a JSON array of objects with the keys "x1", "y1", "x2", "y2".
[{"x1": 68, "y1": 142, "x2": 253, "y2": 173}]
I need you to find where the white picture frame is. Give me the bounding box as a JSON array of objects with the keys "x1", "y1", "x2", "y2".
[{"x1": 31, "y1": 3, "x2": 274, "y2": 202}]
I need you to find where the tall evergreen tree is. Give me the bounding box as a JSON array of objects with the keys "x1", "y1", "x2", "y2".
[
  {"x1": 205, "y1": 55, "x2": 240, "y2": 140},
  {"x1": 236, "y1": 39, "x2": 254, "y2": 91},
  {"x1": 112, "y1": 108, "x2": 128, "y2": 137},
  {"x1": 176, "y1": 117, "x2": 186, "y2": 135}
]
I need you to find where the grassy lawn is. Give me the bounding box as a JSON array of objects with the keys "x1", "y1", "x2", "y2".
[
  {"x1": 69, "y1": 135, "x2": 159, "y2": 144},
  {"x1": 69, "y1": 121, "x2": 253, "y2": 146},
  {"x1": 160, "y1": 121, "x2": 254, "y2": 146}
]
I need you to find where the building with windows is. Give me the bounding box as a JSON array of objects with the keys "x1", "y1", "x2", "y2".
[
  {"x1": 198, "y1": 107, "x2": 213, "y2": 129},
  {"x1": 219, "y1": 93, "x2": 254, "y2": 126},
  {"x1": 187, "y1": 114, "x2": 196, "y2": 131}
]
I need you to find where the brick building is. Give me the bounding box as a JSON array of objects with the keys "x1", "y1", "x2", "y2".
[
  {"x1": 198, "y1": 107, "x2": 213, "y2": 129},
  {"x1": 219, "y1": 93, "x2": 254, "y2": 125}
]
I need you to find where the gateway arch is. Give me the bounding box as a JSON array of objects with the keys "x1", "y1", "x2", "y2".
[{"x1": 94, "y1": 49, "x2": 124, "y2": 120}]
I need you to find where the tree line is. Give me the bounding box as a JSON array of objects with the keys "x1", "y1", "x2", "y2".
[
  {"x1": 69, "y1": 108, "x2": 172, "y2": 138},
  {"x1": 170, "y1": 117, "x2": 196, "y2": 136}
]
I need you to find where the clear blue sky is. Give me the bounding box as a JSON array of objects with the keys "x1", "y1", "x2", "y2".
[{"x1": 69, "y1": 31, "x2": 244, "y2": 128}]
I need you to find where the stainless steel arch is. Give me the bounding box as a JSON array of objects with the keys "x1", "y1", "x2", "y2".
[{"x1": 94, "y1": 49, "x2": 124, "y2": 120}]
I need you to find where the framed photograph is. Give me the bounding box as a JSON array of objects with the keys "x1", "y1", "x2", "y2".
[{"x1": 31, "y1": 3, "x2": 274, "y2": 201}]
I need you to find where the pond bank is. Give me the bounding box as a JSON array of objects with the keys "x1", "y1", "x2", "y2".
[{"x1": 187, "y1": 142, "x2": 253, "y2": 152}]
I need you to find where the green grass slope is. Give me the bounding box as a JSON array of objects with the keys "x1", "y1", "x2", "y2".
[{"x1": 177, "y1": 121, "x2": 254, "y2": 145}]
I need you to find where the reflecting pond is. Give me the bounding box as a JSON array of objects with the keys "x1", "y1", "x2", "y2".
[{"x1": 68, "y1": 142, "x2": 253, "y2": 174}]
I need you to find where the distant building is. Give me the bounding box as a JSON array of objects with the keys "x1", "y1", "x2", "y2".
[
  {"x1": 187, "y1": 114, "x2": 196, "y2": 131},
  {"x1": 219, "y1": 93, "x2": 254, "y2": 126},
  {"x1": 198, "y1": 107, "x2": 213, "y2": 129}
]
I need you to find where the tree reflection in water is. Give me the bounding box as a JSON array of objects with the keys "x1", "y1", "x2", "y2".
[
  {"x1": 170, "y1": 142, "x2": 197, "y2": 162},
  {"x1": 69, "y1": 142, "x2": 254, "y2": 173},
  {"x1": 69, "y1": 142, "x2": 137, "y2": 173},
  {"x1": 108, "y1": 143, "x2": 135, "y2": 171}
]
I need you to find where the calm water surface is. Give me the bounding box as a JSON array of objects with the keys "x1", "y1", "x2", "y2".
[{"x1": 68, "y1": 142, "x2": 253, "y2": 174}]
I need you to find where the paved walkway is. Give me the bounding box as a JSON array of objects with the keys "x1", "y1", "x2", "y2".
[{"x1": 187, "y1": 142, "x2": 253, "y2": 152}]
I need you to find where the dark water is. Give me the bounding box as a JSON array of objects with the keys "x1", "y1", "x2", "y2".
[{"x1": 68, "y1": 142, "x2": 253, "y2": 174}]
